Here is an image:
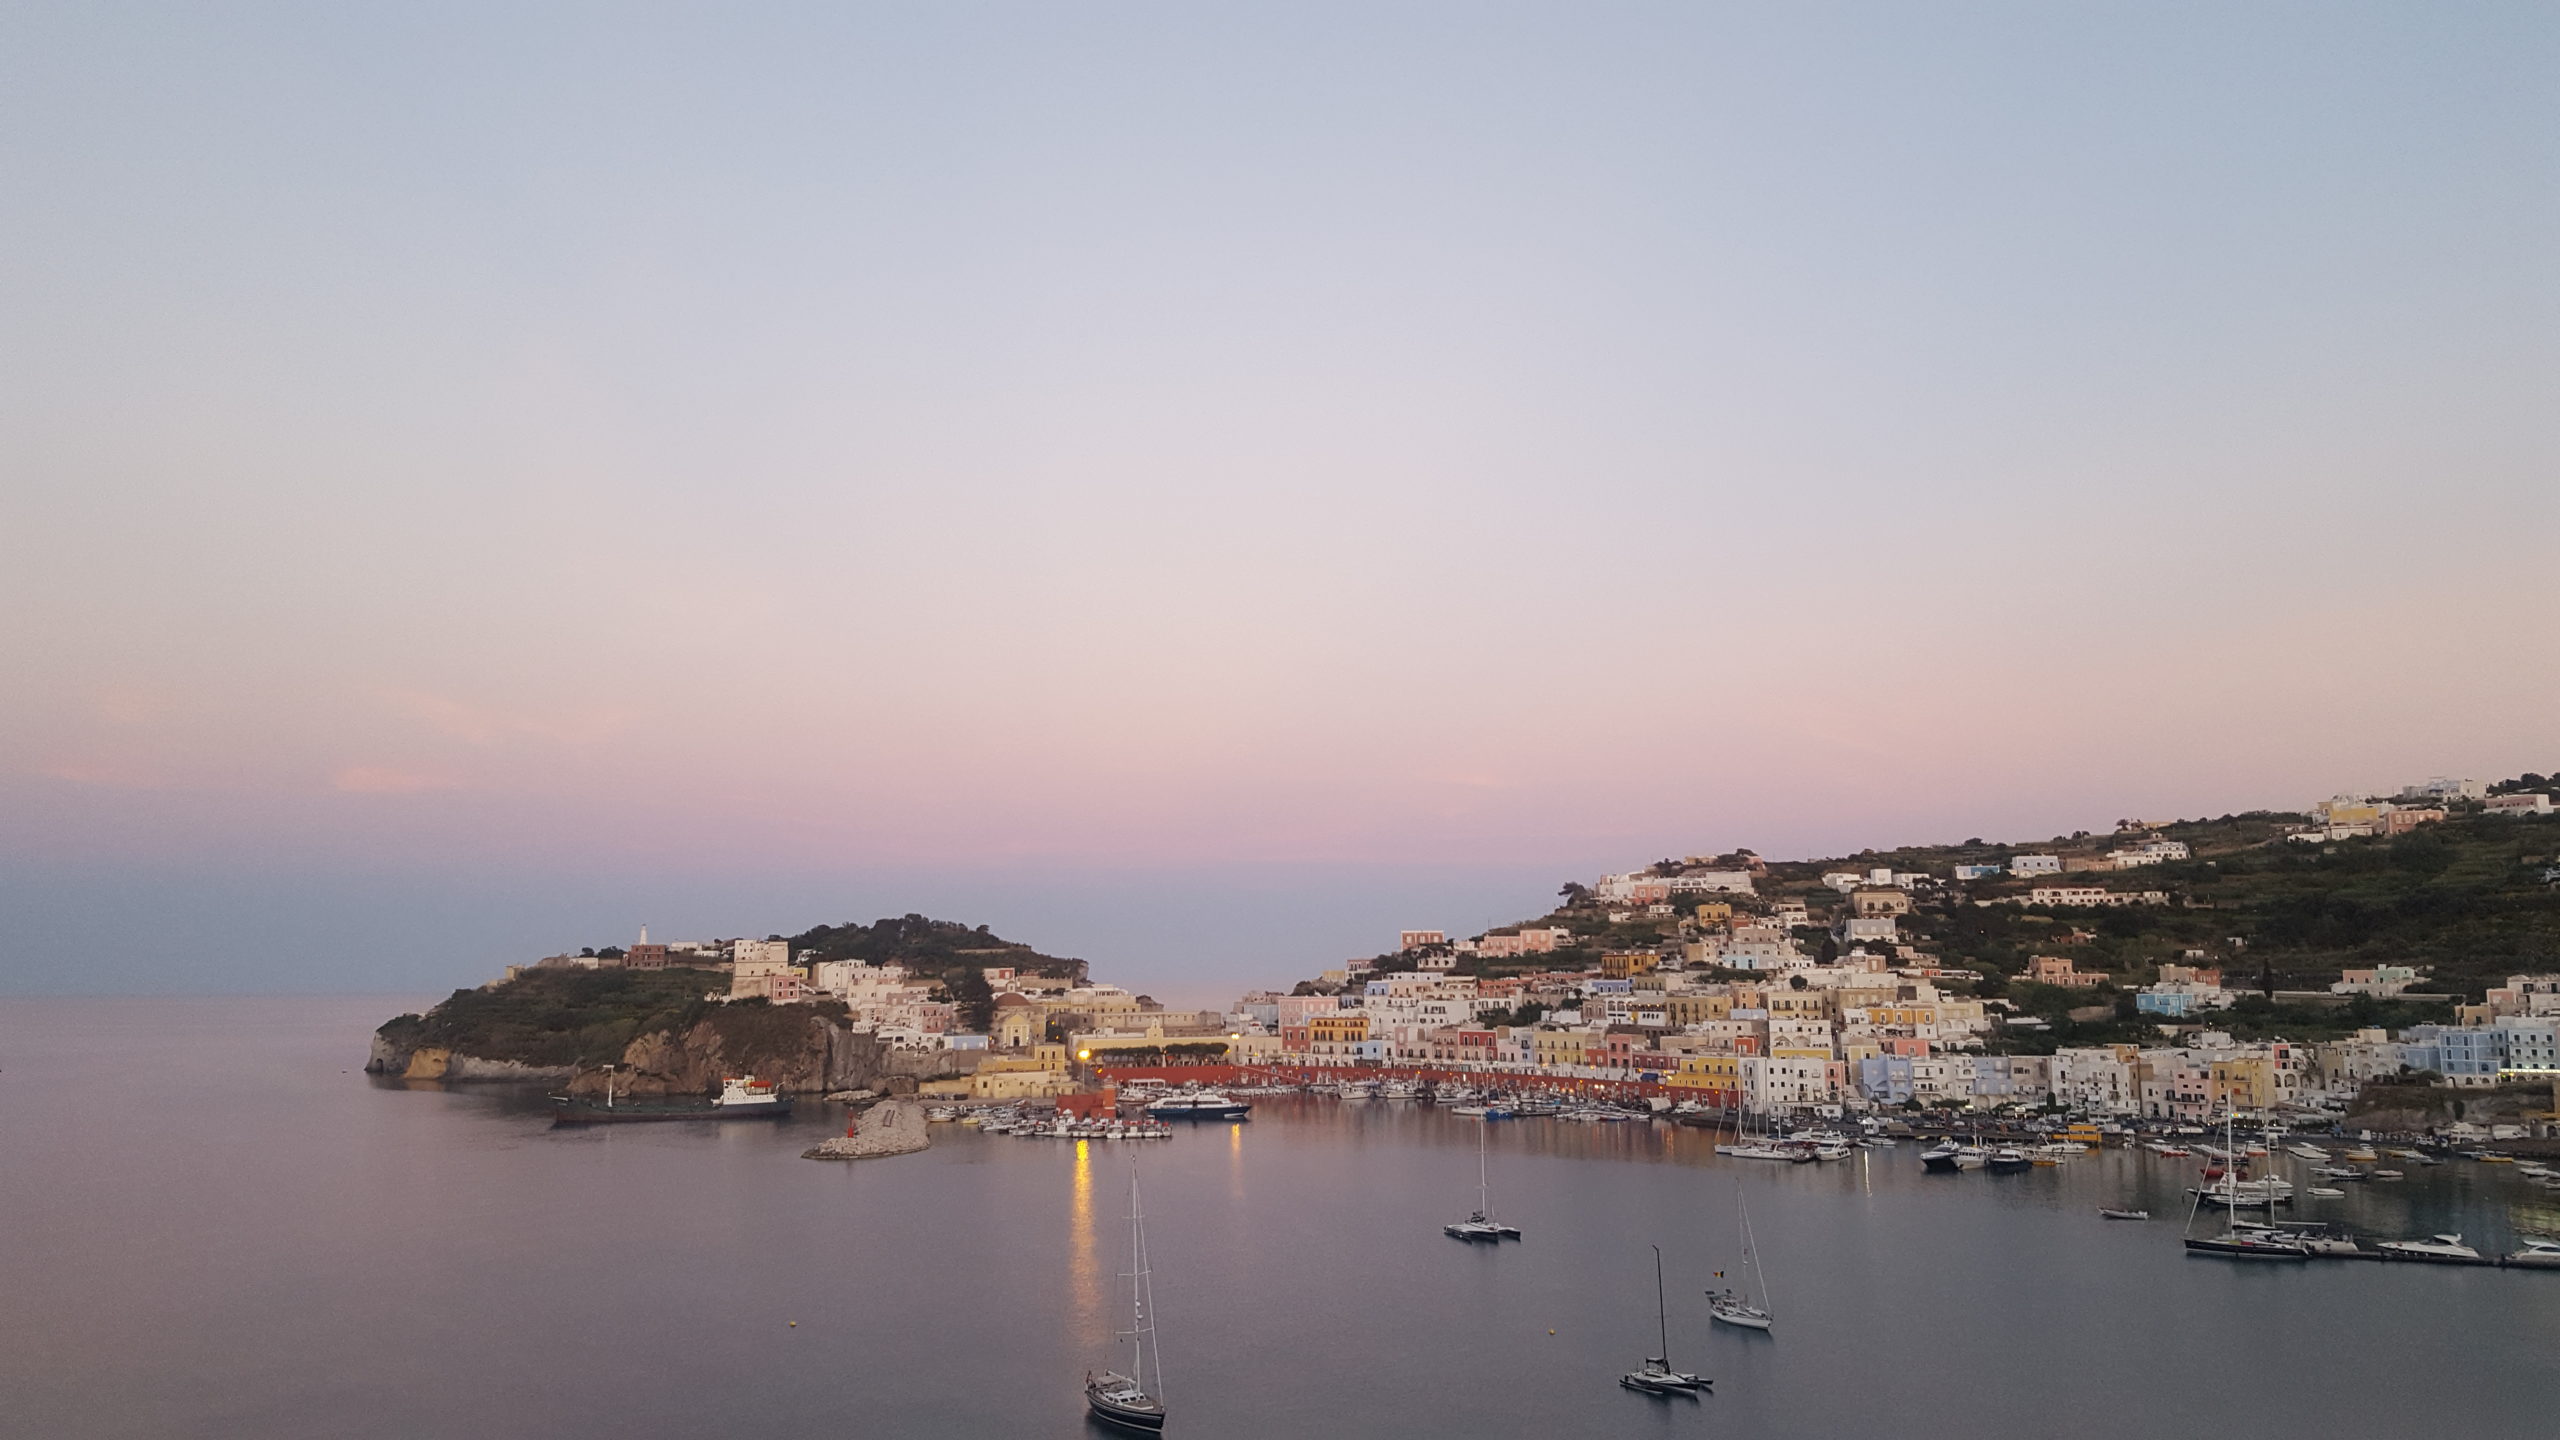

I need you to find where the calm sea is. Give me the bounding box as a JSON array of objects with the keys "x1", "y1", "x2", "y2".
[{"x1": 4, "y1": 997, "x2": 2556, "y2": 1439}]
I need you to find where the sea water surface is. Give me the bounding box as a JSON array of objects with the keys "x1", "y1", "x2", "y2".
[{"x1": 4, "y1": 997, "x2": 2556, "y2": 1439}]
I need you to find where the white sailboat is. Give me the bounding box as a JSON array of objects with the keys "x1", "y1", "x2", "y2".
[
  {"x1": 1085, "y1": 1168, "x2": 1168, "y2": 1432},
  {"x1": 1445, "y1": 1119, "x2": 1522, "y2": 1240},
  {"x1": 1708, "y1": 1188, "x2": 1775, "y2": 1330}
]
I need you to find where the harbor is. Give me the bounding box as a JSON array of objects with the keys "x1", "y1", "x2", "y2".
[{"x1": 13, "y1": 997, "x2": 2560, "y2": 1440}]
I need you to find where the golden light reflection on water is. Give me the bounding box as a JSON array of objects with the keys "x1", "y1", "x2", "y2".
[
  {"x1": 1229, "y1": 1120, "x2": 1246, "y2": 1202},
  {"x1": 1070, "y1": 1139, "x2": 1102, "y2": 1344}
]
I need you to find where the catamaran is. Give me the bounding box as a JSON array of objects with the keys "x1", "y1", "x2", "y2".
[
  {"x1": 1621, "y1": 1245, "x2": 1710, "y2": 1396},
  {"x1": 1085, "y1": 1168, "x2": 1168, "y2": 1432},
  {"x1": 1445, "y1": 1119, "x2": 1522, "y2": 1241},
  {"x1": 1707, "y1": 1186, "x2": 1775, "y2": 1331}
]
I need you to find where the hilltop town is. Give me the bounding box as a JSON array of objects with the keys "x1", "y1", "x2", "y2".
[{"x1": 375, "y1": 773, "x2": 2560, "y2": 1124}]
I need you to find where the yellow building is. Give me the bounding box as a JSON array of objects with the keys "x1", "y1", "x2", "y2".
[
  {"x1": 1665, "y1": 994, "x2": 1734, "y2": 1028},
  {"x1": 1694, "y1": 903, "x2": 1734, "y2": 924},
  {"x1": 1602, "y1": 951, "x2": 1660, "y2": 979},
  {"x1": 1669, "y1": 1054, "x2": 1741, "y2": 1093}
]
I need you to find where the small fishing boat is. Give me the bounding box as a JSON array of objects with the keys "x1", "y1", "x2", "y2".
[
  {"x1": 2098, "y1": 1207, "x2": 2149, "y2": 1221},
  {"x1": 2306, "y1": 1187, "x2": 2345, "y2": 1198},
  {"x1": 2287, "y1": 1143, "x2": 2330, "y2": 1161}
]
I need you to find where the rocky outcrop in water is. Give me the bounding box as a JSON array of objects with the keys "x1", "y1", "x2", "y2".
[{"x1": 802, "y1": 1101, "x2": 932, "y2": 1160}]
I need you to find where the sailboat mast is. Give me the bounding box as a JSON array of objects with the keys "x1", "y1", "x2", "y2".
[
  {"x1": 1479, "y1": 1122, "x2": 1490, "y2": 1217},
  {"x1": 1653, "y1": 1245, "x2": 1669, "y2": 1363}
]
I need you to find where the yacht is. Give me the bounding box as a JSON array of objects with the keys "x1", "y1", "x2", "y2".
[
  {"x1": 1921, "y1": 1141, "x2": 1964, "y2": 1173},
  {"x1": 2378, "y1": 1233, "x2": 2481, "y2": 1263},
  {"x1": 2502, "y1": 1238, "x2": 2560, "y2": 1269},
  {"x1": 1145, "y1": 1089, "x2": 1251, "y2": 1121},
  {"x1": 1084, "y1": 1169, "x2": 1168, "y2": 1432}
]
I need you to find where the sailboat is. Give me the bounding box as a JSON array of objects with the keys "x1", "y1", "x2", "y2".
[
  {"x1": 1708, "y1": 1187, "x2": 1775, "y2": 1330},
  {"x1": 1085, "y1": 1168, "x2": 1169, "y2": 1431},
  {"x1": 2182, "y1": 1097, "x2": 2307, "y2": 1261},
  {"x1": 1444, "y1": 1120, "x2": 1522, "y2": 1241},
  {"x1": 1621, "y1": 1245, "x2": 1710, "y2": 1395}
]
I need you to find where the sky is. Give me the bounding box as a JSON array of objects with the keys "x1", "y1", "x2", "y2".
[{"x1": 4, "y1": 4, "x2": 2555, "y2": 1006}]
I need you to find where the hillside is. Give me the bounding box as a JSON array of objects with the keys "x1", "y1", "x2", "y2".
[{"x1": 1414, "y1": 801, "x2": 2560, "y2": 1005}]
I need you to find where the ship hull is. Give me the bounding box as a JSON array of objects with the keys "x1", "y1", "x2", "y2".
[{"x1": 1145, "y1": 1103, "x2": 1250, "y2": 1120}]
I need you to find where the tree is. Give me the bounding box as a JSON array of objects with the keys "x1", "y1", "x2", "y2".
[{"x1": 955, "y1": 967, "x2": 995, "y2": 1033}]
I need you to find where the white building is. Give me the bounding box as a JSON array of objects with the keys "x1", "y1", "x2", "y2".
[
  {"x1": 729, "y1": 939, "x2": 795, "y2": 1000},
  {"x1": 2487, "y1": 793, "x2": 2553, "y2": 816},
  {"x1": 2010, "y1": 855, "x2": 2063, "y2": 876}
]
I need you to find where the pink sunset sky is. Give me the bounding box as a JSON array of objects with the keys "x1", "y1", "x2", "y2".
[{"x1": 4, "y1": 6, "x2": 2554, "y2": 1001}]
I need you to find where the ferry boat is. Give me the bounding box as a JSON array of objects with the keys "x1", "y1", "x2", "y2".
[
  {"x1": 549, "y1": 1074, "x2": 793, "y2": 1126},
  {"x1": 1145, "y1": 1089, "x2": 1251, "y2": 1121}
]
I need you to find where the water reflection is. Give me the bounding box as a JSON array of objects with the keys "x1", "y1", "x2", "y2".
[{"x1": 1069, "y1": 1138, "x2": 1101, "y2": 1345}]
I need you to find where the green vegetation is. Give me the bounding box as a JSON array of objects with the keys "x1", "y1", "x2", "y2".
[
  {"x1": 1483, "y1": 776, "x2": 2560, "y2": 1008},
  {"x1": 375, "y1": 966, "x2": 847, "y2": 1069},
  {"x1": 1903, "y1": 811, "x2": 2560, "y2": 998},
  {"x1": 379, "y1": 966, "x2": 719, "y2": 1067},
  {"x1": 787, "y1": 913, "x2": 1084, "y2": 1021}
]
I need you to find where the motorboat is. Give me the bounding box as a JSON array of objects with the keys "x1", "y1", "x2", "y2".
[
  {"x1": 2378, "y1": 1233, "x2": 2481, "y2": 1263},
  {"x1": 2098, "y1": 1207, "x2": 2149, "y2": 1221},
  {"x1": 1146, "y1": 1089, "x2": 1252, "y2": 1121},
  {"x1": 1985, "y1": 1147, "x2": 2033, "y2": 1174},
  {"x1": 2503, "y1": 1238, "x2": 2560, "y2": 1269},
  {"x1": 1921, "y1": 1141, "x2": 1963, "y2": 1172},
  {"x1": 2306, "y1": 1187, "x2": 2345, "y2": 1198},
  {"x1": 1953, "y1": 1145, "x2": 1990, "y2": 1171},
  {"x1": 2343, "y1": 1146, "x2": 2380, "y2": 1162},
  {"x1": 2287, "y1": 1143, "x2": 2330, "y2": 1160}
]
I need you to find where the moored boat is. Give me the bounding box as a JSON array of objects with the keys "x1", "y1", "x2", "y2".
[
  {"x1": 2378, "y1": 1233, "x2": 2481, "y2": 1263},
  {"x1": 550, "y1": 1074, "x2": 793, "y2": 1125},
  {"x1": 1145, "y1": 1089, "x2": 1251, "y2": 1121},
  {"x1": 2503, "y1": 1238, "x2": 2560, "y2": 1269}
]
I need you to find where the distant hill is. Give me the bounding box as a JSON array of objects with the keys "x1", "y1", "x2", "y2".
[
  {"x1": 1434, "y1": 795, "x2": 2560, "y2": 1005},
  {"x1": 784, "y1": 913, "x2": 1088, "y2": 983}
]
